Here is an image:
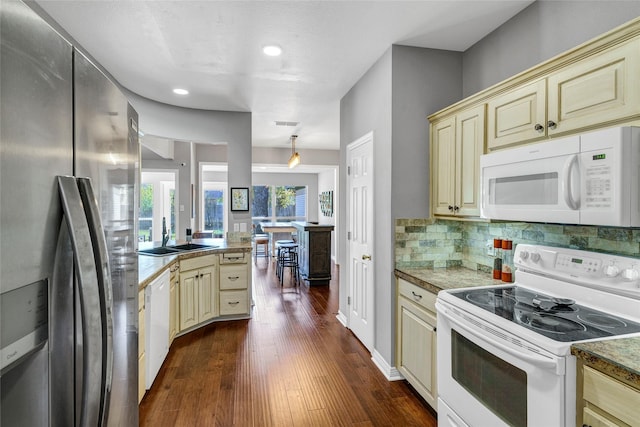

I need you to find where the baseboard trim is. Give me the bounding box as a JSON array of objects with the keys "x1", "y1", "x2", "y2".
[
  {"x1": 371, "y1": 349, "x2": 404, "y2": 381},
  {"x1": 335, "y1": 310, "x2": 348, "y2": 327}
]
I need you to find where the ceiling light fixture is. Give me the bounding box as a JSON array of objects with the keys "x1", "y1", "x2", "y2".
[
  {"x1": 173, "y1": 88, "x2": 189, "y2": 95},
  {"x1": 263, "y1": 45, "x2": 282, "y2": 57},
  {"x1": 288, "y1": 134, "x2": 301, "y2": 169}
]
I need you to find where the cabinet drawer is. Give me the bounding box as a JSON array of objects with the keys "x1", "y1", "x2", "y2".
[
  {"x1": 180, "y1": 254, "x2": 217, "y2": 272},
  {"x1": 220, "y1": 251, "x2": 248, "y2": 264},
  {"x1": 219, "y1": 290, "x2": 249, "y2": 315},
  {"x1": 583, "y1": 366, "x2": 640, "y2": 426},
  {"x1": 220, "y1": 264, "x2": 248, "y2": 290},
  {"x1": 398, "y1": 278, "x2": 437, "y2": 313}
]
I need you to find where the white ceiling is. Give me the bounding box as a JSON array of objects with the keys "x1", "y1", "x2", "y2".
[{"x1": 37, "y1": 0, "x2": 533, "y2": 150}]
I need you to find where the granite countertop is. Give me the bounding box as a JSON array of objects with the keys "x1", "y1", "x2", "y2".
[
  {"x1": 395, "y1": 266, "x2": 504, "y2": 295},
  {"x1": 571, "y1": 337, "x2": 640, "y2": 389},
  {"x1": 138, "y1": 238, "x2": 251, "y2": 290}
]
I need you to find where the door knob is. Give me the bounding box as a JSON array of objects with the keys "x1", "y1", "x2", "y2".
[{"x1": 362, "y1": 254, "x2": 372, "y2": 261}]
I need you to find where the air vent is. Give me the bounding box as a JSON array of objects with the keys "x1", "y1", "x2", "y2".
[{"x1": 275, "y1": 121, "x2": 299, "y2": 127}]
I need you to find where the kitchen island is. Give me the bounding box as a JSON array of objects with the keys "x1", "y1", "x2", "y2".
[{"x1": 292, "y1": 221, "x2": 334, "y2": 285}]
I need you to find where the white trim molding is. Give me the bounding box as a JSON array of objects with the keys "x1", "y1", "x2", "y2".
[{"x1": 371, "y1": 349, "x2": 404, "y2": 381}]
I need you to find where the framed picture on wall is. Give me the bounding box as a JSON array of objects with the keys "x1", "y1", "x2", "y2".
[{"x1": 231, "y1": 187, "x2": 249, "y2": 211}]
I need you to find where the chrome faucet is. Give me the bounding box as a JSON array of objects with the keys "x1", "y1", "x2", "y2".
[{"x1": 161, "y1": 216, "x2": 169, "y2": 247}]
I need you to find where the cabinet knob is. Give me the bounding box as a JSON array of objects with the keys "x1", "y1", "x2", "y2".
[
  {"x1": 448, "y1": 205, "x2": 454, "y2": 211},
  {"x1": 534, "y1": 123, "x2": 544, "y2": 132},
  {"x1": 362, "y1": 254, "x2": 372, "y2": 261},
  {"x1": 453, "y1": 205, "x2": 459, "y2": 212},
  {"x1": 547, "y1": 120, "x2": 557, "y2": 130}
]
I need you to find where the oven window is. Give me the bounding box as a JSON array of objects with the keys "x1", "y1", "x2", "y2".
[
  {"x1": 452, "y1": 330, "x2": 527, "y2": 427},
  {"x1": 492, "y1": 172, "x2": 558, "y2": 205}
]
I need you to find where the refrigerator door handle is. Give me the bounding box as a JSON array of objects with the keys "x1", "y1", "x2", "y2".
[
  {"x1": 77, "y1": 177, "x2": 114, "y2": 426},
  {"x1": 57, "y1": 176, "x2": 105, "y2": 427}
]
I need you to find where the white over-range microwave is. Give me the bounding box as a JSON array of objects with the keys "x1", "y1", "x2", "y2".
[{"x1": 480, "y1": 126, "x2": 640, "y2": 227}]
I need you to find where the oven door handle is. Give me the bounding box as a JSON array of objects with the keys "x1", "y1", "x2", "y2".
[{"x1": 440, "y1": 306, "x2": 563, "y2": 374}]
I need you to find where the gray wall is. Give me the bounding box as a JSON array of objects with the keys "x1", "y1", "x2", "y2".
[
  {"x1": 463, "y1": 1, "x2": 640, "y2": 97},
  {"x1": 340, "y1": 46, "x2": 461, "y2": 366}
]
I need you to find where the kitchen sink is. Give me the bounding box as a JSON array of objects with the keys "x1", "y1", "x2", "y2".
[
  {"x1": 138, "y1": 247, "x2": 183, "y2": 256},
  {"x1": 168, "y1": 243, "x2": 218, "y2": 251},
  {"x1": 138, "y1": 243, "x2": 219, "y2": 257}
]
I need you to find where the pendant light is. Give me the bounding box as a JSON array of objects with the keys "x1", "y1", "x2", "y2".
[{"x1": 288, "y1": 134, "x2": 301, "y2": 168}]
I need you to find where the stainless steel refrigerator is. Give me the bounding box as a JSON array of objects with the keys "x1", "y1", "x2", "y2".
[{"x1": 1, "y1": 1, "x2": 139, "y2": 425}]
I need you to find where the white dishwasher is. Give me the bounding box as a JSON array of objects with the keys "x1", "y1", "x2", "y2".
[{"x1": 145, "y1": 268, "x2": 170, "y2": 389}]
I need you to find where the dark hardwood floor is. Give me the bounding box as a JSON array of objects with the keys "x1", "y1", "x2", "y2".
[{"x1": 139, "y1": 257, "x2": 437, "y2": 426}]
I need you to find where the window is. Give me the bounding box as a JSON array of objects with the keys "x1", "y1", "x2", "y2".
[
  {"x1": 139, "y1": 183, "x2": 153, "y2": 241},
  {"x1": 201, "y1": 182, "x2": 226, "y2": 237},
  {"x1": 140, "y1": 171, "x2": 176, "y2": 242},
  {"x1": 252, "y1": 185, "x2": 306, "y2": 231}
]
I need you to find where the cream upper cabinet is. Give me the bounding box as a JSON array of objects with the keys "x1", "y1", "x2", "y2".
[
  {"x1": 547, "y1": 38, "x2": 640, "y2": 136},
  {"x1": 431, "y1": 105, "x2": 485, "y2": 217},
  {"x1": 432, "y1": 116, "x2": 456, "y2": 216},
  {"x1": 487, "y1": 79, "x2": 546, "y2": 150},
  {"x1": 487, "y1": 37, "x2": 640, "y2": 151}
]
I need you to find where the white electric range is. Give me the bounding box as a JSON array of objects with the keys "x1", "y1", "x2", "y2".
[{"x1": 436, "y1": 244, "x2": 640, "y2": 427}]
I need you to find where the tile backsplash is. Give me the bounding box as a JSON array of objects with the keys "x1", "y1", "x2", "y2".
[{"x1": 395, "y1": 218, "x2": 640, "y2": 271}]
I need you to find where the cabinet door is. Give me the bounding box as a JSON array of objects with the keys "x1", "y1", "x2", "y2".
[
  {"x1": 431, "y1": 117, "x2": 456, "y2": 216},
  {"x1": 198, "y1": 266, "x2": 217, "y2": 322},
  {"x1": 548, "y1": 39, "x2": 640, "y2": 136},
  {"x1": 487, "y1": 79, "x2": 546, "y2": 150},
  {"x1": 455, "y1": 105, "x2": 485, "y2": 217},
  {"x1": 397, "y1": 296, "x2": 437, "y2": 408},
  {"x1": 179, "y1": 269, "x2": 198, "y2": 331}
]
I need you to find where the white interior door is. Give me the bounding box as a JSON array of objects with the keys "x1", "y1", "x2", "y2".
[{"x1": 347, "y1": 132, "x2": 374, "y2": 352}]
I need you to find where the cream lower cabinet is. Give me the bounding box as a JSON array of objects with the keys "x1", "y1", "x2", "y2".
[
  {"x1": 219, "y1": 252, "x2": 250, "y2": 316},
  {"x1": 169, "y1": 263, "x2": 179, "y2": 343},
  {"x1": 179, "y1": 254, "x2": 218, "y2": 331},
  {"x1": 396, "y1": 278, "x2": 438, "y2": 411},
  {"x1": 579, "y1": 364, "x2": 640, "y2": 427},
  {"x1": 137, "y1": 289, "x2": 145, "y2": 403},
  {"x1": 431, "y1": 104, "x2": 485, "y2": 217}
]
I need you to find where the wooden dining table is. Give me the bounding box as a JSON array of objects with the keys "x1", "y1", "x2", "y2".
[{"x1": 259, "y1": 221, "x2": 297, "y2": 256}]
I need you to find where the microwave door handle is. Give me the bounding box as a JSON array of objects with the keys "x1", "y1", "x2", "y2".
[
  {"x1": 439, "y1": 306, "x2": 562, "y2": 373},
  {"x1": 562, "y1": 154, "x2": 579, "y2": 210}
]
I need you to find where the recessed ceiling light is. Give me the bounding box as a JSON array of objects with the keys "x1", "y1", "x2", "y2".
[
  {"x1": 173, "y1": 88, "x2": 189, "y2": 95},
  {"x1": 263, "y1": 45, "x2": 282, "y2": 57}
]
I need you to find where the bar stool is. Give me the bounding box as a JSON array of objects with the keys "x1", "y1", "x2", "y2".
[
  {"x1": 253, "y1": 224, "x2": 270, "y2": 261},
  {"x1": 276, "y1": 242, "x2": 299, "y2": 287}
]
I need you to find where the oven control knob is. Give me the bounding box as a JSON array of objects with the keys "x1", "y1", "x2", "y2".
[
  {"x1": 530, "y1": 252, "x2": 541, "y2": 263},
  {"x1": 621, "y1": 268, "x2": 639, "y2": 281},
  {"x1": 604, "y1": 264, "x2": 620, "y2": 278},
  {"x1": 519, "y1": 250, "x2": 529, "y2": 261}
]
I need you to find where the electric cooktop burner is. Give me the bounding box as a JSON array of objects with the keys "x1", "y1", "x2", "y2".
[{"x1": 454, "y1": 286, "x2": 640, "y2": 342}]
